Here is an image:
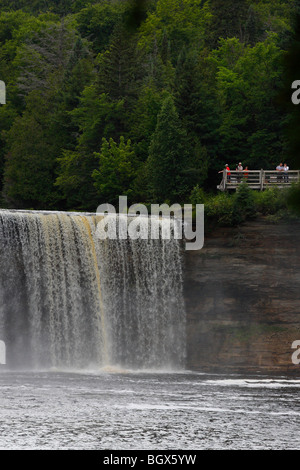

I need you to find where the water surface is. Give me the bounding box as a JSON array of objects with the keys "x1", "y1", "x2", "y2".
[{"x1": 0, "y1": 370, "x2": 299, "y2": 450}]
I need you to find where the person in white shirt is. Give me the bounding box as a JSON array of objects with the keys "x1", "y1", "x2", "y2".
[
  {"x1": 283, "y1": 163, "x2": 289, "y2": 182},
  {"x1": 236, "y1": 162, "x2": 243, "y2": 182}
]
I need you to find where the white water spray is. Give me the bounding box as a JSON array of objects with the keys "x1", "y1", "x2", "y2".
[{"x1": 0, "y1": 210, "x2": 186, "y2": 370}]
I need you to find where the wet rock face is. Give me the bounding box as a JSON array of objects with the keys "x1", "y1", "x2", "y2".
[{"x1": 183, "y1": 220, "x2": 300, "y2": 375}]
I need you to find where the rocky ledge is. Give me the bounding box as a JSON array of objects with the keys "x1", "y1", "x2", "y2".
[{"x1": 183, "y1": 219, "x2": 300, "y2": 376}]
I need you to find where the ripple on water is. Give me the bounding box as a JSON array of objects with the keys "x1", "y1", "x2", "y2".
[{"x1": 0, "y1": 371, "x2": 299, "y2": 450}]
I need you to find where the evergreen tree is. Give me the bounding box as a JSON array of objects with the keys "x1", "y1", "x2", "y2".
[
  {"x1": 130, "y1": 84, "x2": 166, "y2": 162},
  {"x1": 55, "y1": 88, "x2": 126, "y2": 210},
  {"x1": 174, "y1": 47, "x2": 199, "y2": 136},
  {"x1": 147, "y1": 95, "x2": 190, "y2": 202},
  {"x1": 232, "y1": 182, "x2": 257, "y2": 225},
  {"x1": 3, "y1": 90, "x2": 62, "y2": 209},
  {"x1": 97, "y1": 22, "x2": 142, "y2": 107},
  {"x1": 174, "y1": 47, "x2": 218, "y2": 187}
]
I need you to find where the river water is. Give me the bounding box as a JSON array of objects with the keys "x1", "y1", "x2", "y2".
[{"x1": 0, "y1": 369, "x2": 299, "y2": 450}]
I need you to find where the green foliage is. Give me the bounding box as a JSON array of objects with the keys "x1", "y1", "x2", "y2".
[
  {"x1": 14, "y1": 20, "x2": 79, "y2": 97},
  {"x1": 212, "y1": 35, "x2": 285, "y2": 168},
  {"x1": 253, "y1": 187, "x2": 288, "y2": 215},
  {"x1": 252, "y1": 0, "x2": 295, "y2": 40},
  {"x1": 147, "y1": 94, "x2": 190, "y2": 202},
  {"x1": 76, "y1": 1, "x2": 123, "y2": 54},
  {"x1": 232, "y1": 181, "x2": 257, "y2": 224},
  {"x1": 97, "y1": 23, "x2": 142, "y2": 104},
  {"x1": 174, "y1": 47, "x2": 217, "y2": 179},
  {"x1": 0, "y1": 0, "x2": 97, "y2": 16},
  {"x1": 70, "y1": 87, "x2": 126, "y2": 150},
  {"x1": 92, "y1": 136, "x2": 138, "y2": 205},
  {"x1": 205, "y1": 192, "x2": 234, "y2": 226},
  {"x1": 55, "y1": 148, "x2": 99, "y2": 210},
  {"x1": 130, "y1": 84, "x2": 167, "y2": 161},
  {"x1": 3, "y1": 91, "x2": 62, "y2": 208},
  {"x1": 208, "y1": 0, "x2": 294, "y2": 48},
  {"x1": 208, "y1": 0, "x2": 250, "y2": 46},
  {"x1": 189, "y1": 185, "x2": 206, "y2": 206},
  {"x1": 204, "y1": 184, "x2": 299, "y2": 228},
  {"x1": 0, "y1": 0, "x2": 297, "y2": 211},
  {"x1": 286, "y1": 183, "x2": 300, "y2": 216},
  {"x1": 138, "y1": 0, "x2": 212, "y2": 58}
]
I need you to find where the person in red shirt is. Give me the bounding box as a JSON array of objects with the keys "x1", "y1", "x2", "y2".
[{"x1": 225, "y1": 164, "x2": 231, "y2": 181}]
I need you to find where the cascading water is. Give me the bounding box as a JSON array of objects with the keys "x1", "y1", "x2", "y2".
[{"x1": 0, "y1": 210, "x2": 186, "y2": 370}]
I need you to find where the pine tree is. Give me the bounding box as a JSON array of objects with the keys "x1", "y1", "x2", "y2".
[
  {"x1": 3, "y1": 91, "x2": 62, "y2": 209},
  {"x1": 232, "y1": 182, "x2": 257, "y2": 225},
  {"x1": 174, "y1": 47, "x2": 199, "y2": 136},
  {"x1": 97, "y1": 23, "x2": 142, "y2": 107},
  {"x1": 147, "y1": 94, "x2": 190, "y2": 202},
  {"x1": 174, "y1": 47, "x2": 218, "y2": 187}
]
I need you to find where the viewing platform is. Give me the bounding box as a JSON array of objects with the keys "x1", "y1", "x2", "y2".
[{"x1": 217, "y1": 169, "x2": 300, "y2": 191}]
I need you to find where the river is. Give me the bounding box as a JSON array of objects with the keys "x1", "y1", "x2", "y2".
[{"x1": 0, "y1": 369, "x2": 299, "y2": 450}]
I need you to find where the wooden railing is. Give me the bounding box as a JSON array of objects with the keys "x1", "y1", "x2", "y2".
[{"x1": 217, "y1": 169, "x2": 300, "y2": 191}]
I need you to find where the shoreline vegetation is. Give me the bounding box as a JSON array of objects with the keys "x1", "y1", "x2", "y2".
[{"x1": 192, "y1": 182, "x2": 300, "y2": 229}]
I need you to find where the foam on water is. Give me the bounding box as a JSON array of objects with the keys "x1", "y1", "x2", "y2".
[{"x1": 0, "y1": 371, "x2": 300, "y2": 449}]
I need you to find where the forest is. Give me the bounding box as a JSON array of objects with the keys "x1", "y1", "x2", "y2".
[{"x1": 0, "y1": 0, "x2": 298, "y2": 212}]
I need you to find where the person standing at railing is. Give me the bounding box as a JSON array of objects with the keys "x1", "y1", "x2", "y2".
[
  {"x1": 276, "y1": 163, "x2": 284, "y2": 181},
  {"x1": 243, "y1": 166, "x2": 249, "y2": 179},
  {"x1": 226, "y1": 164, "x2": 231, "y2": 181},
  {"x1": 283, "y1": 163, "x2": 289, "y2": 182},
  {"x1": 236, "y1": 162, "x2": 243, "y2": 182},
  {"x1": 218, "y1": 164, "x2": 231, "y2": 182}
]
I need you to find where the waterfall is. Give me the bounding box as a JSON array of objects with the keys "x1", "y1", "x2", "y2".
[{"x1": 0, "y1": 210, "x2": 186, "y2": 370}]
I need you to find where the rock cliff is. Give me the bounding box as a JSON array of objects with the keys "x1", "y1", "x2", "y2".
[{"x1": 183, "y1": 219, "x2": 300, "y2": 375}]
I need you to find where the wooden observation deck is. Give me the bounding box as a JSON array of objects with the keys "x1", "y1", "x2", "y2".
[{"x1": 217, "y1": 169, "x2": 300, "y2": 191}]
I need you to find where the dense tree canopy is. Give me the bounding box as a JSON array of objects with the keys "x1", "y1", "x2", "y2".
[{"x1": 0, "y1": 0, "x2": 298, "y2": 210}]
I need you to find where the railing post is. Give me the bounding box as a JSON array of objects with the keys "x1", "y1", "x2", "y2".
[
  {"x1": 260, "y1": 169, "x2": 264, "y2": 191},
  {"x1": 223, "y1": 168, "x2": 227, "y2": 191}
]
